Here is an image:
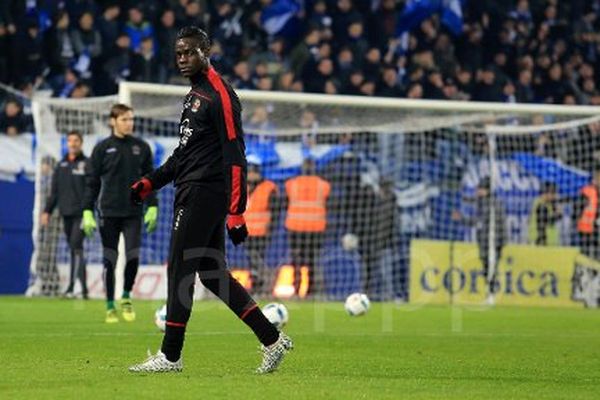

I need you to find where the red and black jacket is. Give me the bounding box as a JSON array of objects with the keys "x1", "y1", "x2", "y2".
[{"x1": 147, "y1": 66, "x2": 247, "y2": 215}]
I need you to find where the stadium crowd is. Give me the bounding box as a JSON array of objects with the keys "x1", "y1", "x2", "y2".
[{"x1": 1, "y1": 0, "x2": 600, "y2": 136}]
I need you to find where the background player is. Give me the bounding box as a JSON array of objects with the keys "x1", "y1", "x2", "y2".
[
  {"x1": 41, "y1": 130, "x2": 88, "y2": 299},
  {"x1": 128, "y1": 26, "x2": 292, "y2": 374},
  {"x1": 82, "y1": 104, "x2": 158, "y2": 323}
]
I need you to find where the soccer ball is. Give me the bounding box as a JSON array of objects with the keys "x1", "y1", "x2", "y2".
[
  {"x1": 344, "y1": 293, "x2": 370, "y2": 316},
  {"x1": 154, "y1": 304, "x2": 167, "y2": 332},
  {"x1": 262, "y1": 302, "x2": 289, "y2": 329}
]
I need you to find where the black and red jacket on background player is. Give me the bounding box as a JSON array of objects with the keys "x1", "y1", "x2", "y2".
[{"x1": 132, "y1": 66, "x2": 247, "y2": 241}]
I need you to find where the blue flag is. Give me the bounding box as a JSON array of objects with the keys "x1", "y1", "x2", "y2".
[
  {"x1": 396, "y1": 0, "x2": 463, "y2": 37},
  {"x1": 260, "y1": 0, "x2": 301, "y2": 36},
  {"x1": 395, "y1": 0, "x2": 438, "y2": 36},
  {"x1": 441, "y1": 0, "x2": 463, "y2": 36}
]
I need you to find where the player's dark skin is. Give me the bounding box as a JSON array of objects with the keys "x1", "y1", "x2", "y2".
[{"x1": 175, "y1": 37, "x2": 209, "y2": 78}]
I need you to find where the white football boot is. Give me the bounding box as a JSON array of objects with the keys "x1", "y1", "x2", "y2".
[
  {"x1": 256, "y1": 332, "x2": 294, "y2": 374},
  {"x1": 128, "y1": 350, "x2": 182, "y2": 373}
]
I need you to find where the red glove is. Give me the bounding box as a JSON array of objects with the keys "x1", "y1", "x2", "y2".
[
  {"x1": 130, "y1": 178, "x2": 153, "y2": 205},
  {"x1": 227, "y1": 214, "x2": 248, "y2": 246}
]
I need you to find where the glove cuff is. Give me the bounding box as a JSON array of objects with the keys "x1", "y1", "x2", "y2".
[{"x1": 227, "y1": 214, "x2": 245, "y2": 228}]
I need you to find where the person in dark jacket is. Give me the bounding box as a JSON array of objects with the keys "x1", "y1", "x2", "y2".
[
  {"x1": 128, "y1": 26, "x2": 290, "y2": 375},
  {"x1": 41, "y1": 130, "x2": 88, "y2": 298},
  {"x1": 82, "y1": 103, "x2": 157, "y2": 323},
  {"x1": 454, "y1": 177, "x2": 506, "y2": 305}
]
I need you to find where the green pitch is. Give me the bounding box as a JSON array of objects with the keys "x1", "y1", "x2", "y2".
[{"x1": 1, "y1": 297, "x2": 599, "y2": 399}]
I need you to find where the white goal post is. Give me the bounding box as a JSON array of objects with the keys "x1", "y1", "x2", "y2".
[{"x1": 27, "y1": 81, "x2": 600, "y2": 305}]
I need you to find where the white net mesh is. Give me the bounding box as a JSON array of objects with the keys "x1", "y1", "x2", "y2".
[{"x1": 29, "y1": 83, "x2": 600, "y2": 304}]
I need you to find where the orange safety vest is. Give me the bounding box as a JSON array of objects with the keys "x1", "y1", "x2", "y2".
[
  {"x1": 578, "y1": 185, "x2": 598, "y2": 234},
  {"x1": 285, "y1": 175, "x2": 331, "y2": 232},
  {"x1": 246, "y1": 180, "x2": 277, "y2": 237}
]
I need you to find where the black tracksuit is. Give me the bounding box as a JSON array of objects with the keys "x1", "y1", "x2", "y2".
[
  {"x1": 146, "y1": 67, "x2": 276, "y2": 361},
  {"x1": 84, "y1": 134, "x2": 156, "y2": 301},
  {"x1": 44, "y1": 153, "x2": 88, "y2": 294}
]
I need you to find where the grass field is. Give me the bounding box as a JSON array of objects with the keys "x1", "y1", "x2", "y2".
[{"x1": 1, "y1": 297, "x2": 599, "y2": 399}]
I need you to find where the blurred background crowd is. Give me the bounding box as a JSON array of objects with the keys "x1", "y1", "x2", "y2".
[{"x1": 2, "y1": 0, "x2": 600, "y2": 136}]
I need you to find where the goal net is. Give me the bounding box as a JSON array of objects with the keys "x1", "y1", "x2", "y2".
[{"x1": 28, "y1": 83, "x2": 600, "y2": 305}]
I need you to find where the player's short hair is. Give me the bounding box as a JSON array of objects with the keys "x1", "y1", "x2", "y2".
[
  {"x1": 177, "y1": 26, "x2": 210, "y2": 52},
  {"x1": 67, "y1": 129, "x2": 83, "y2": 141},
  {"x1": 109, "y1": 103, "x2": 133, "y2": 119}
]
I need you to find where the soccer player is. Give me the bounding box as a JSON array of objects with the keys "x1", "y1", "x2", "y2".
[
  {"x1": 128, "y1": 26, "x2": 292, "y2": 374},
  {"x1": 82, "y1": 103, "x2": 158, "y2": 323},
  {"x1": 41, "y1": 130, "x2": 88, "y2": 299}
]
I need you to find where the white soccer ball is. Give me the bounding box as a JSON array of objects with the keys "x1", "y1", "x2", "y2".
[
  {"x1": 262, "y1": 302, "x2": 289, "y2": 329},
  {"x1": 154, "y1": 304, "x2": 167, "y2": 332},
  {"x1": 344, "y1": 293, "x2": 370, "y2": 316}
]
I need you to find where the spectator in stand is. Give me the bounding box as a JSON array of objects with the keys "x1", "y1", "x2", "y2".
[
  {"x1": 474, "y1": 66, "x2": 504, "y2": 102},
  {"x1": 71, "y1": 11, "x2": 102, "y2": 80},
  {"x1": 0, "y1": 98, "x2": 32, "y2": 136},
  {"x1": 423, "y1": 69, "x2": 447, "y2": 100},
  {"x1": 211, "y1": 0, "x2": 243, "y2": 60},
  {"x1": 231, "y1": 60, "x2": 254, "y2": 89},
  {"x1": 52, "y1": 68, "x2": 79, "y2": 98},
  {"x1": 44, "y1": 11, "x2": 74, "y2": 80},
  {"x1": 304, "y1": 58, "x2": 335, "y2": 94},
  {"x1": 376, "y1": 65, "x2": 403, "y2": 98},
  {"x1": 131, "y1": 36, "x2": 163, "y2": 83},
  {"x1": 332, "y1": 0, "x2": 362, "y2": 44},
  {"x1": 362, "y1": 48, "x2": 382, "y2": 83},
  {"x1": 17, "y1": 19, "x2": 46, "y2": 85},
  {"x1": 289, "y1": 26, "x2": 320, "y2": 78},
  {"x1": 516, "y1": 69, "x2": 535, "y2": 103},
  {"x1": 345, "y1": 17, "x2": 369, "y2": 64},
  {"x1": 157, "y1": 8, "x2": 178, "y2": 81},
  {"x1": 102, "y1": 34, "x2": 133, "y2": 94},
  {"x1": 97, "y1": 3, "x2": 120, "y2": 56},
  {"x1": 124, "y1": 6, "x2": 155, "y2": 53},
  {"x1": 1, "y1": 0, "x2": 600, "y2": 105}
]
